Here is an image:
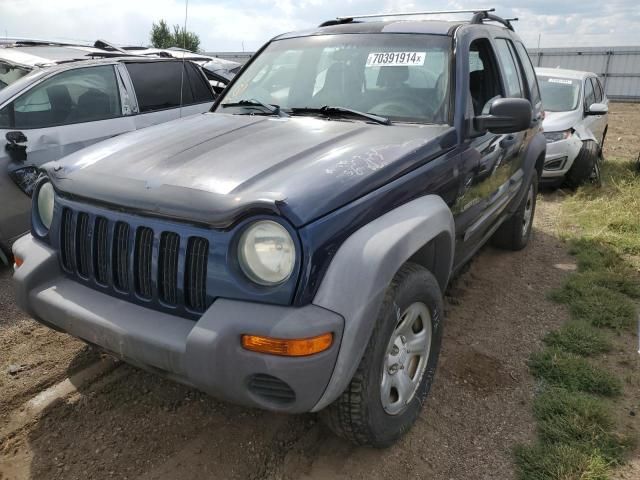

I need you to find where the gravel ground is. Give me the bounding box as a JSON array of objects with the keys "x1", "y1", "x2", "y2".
[
  {"x1": 0, "y1": 202, "x2": 573, "y2": 480},
  {"x1": 0, "y1": 103, "x2": 637, "y2": 480}
]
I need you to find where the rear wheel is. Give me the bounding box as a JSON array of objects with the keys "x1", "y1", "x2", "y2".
[
  {"x1": 565, "y1": 140, "x2": 600, "y2": 188},
  {"x1": 321, "y1": 263, "x2": 443, "y2": 447},
  {"x1": 492, "y1": 174, "x2": 537, "y2": 251}
]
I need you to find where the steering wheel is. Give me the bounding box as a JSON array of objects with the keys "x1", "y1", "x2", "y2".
[{"x1": 369, "y1": 96, "x2": 436, "y2": 119}]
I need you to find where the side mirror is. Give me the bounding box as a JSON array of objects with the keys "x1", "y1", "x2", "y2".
[
  {"x1": 586, "y1": 103, "x2": 608, "y2": 115},
  {"x1": 474, "y1": 98, "x2": 533, "y2": 134},
  {"x1": 6, "y1": 131, "x2": 28, "y2": 146}
]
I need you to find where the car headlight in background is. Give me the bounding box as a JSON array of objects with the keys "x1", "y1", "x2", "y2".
[
  {"x1": 544, "y1": 130, "x2": 572, "y2": 143},
  {"x1": 238, "y1": 220, "x2": 296, "y2": 286},
  {"x1": 9, "y1": 166, "x2": 43, "y2": 196},
  {"x1": 35, "y1": 181, "x2": 55, "y2": 231}
]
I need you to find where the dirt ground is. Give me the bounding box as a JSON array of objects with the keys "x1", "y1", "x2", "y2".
[{"x1": 0, "y1": 103, "x2": 638, "y2": 480}]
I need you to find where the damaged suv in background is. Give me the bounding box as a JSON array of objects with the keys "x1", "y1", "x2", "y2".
[{"x1": 0, "y1": 44, "x2": 215, "y2": 264}]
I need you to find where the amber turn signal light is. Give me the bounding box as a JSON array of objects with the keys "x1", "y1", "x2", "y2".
[
  {"x1": 14, "y1": 256, "x2": 24, "y2": 269},
  {"x1": 241, "y1": 332, "x2": 333, "y2": 357}
]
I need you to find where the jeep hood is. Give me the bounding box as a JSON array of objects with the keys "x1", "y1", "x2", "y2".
[
  {"x1": 543, "y1": 110, "x2": 582, "y2": 133},
  {"x1": 48, "y1": 112, "x2": 452, "y2": 228}
]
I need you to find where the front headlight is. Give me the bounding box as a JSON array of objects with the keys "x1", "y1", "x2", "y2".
[
  {"x1": 544, "y1": 130, "x2": 571, "y2": 143},
  {"x1": 238, "y1": 220, "x2": 296, "y2": 286},
  {"x1": 35, "y1": 181, "x2": 55, "y2": 231}
]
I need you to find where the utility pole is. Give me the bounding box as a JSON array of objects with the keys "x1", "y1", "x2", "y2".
[{"x1": 537, "y1": 33, "x2": 541, "y2": 49}]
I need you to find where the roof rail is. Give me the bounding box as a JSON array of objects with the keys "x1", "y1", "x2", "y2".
[
  {"x1": 470, "y1": 11, "x2": 516, "y2": 31},
  {"x1": 319, "y1": 8, "x2": 495, "y2": 26}
]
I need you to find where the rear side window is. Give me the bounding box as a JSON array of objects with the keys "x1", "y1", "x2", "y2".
[
  {"x1": 494, "y1": 38, "x2": 523, "y2": 98},
  {"x1": 596, "y1": 77, "x2": 605, "y2": 100},
  {"x1": 186, "y1": 62, "x2": 215, "y2": 103},
  {"x1": 126, "y1": 61, "x2": 197, "y2": 112},
  {"x1": 591, "y1": 77, "x2": 603, "y2": 103},
  {"x1": 514, "y1": 42, "x2": 541, "y2": 104},
  {"x1": 584, "y1": 78, "x2": 596, "y2": 109},
  {"x1": 5, "y1": 65, "x2": 121, "y2": 129}
]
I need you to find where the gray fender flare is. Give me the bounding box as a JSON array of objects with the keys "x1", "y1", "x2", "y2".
[{"x1": 311, "y1": 195, "x2": 454, "y2": 411}]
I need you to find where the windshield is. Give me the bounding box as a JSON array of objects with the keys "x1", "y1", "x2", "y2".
[
  {"x1": 217, "y1": 33, "x2": 452, "y2": 124},
  {"x1": 538, "y1": 76, "x2": 581, "y2": 112},
  {"x1": 0, "y1": 61, "x2": 31, "y2": 91}
]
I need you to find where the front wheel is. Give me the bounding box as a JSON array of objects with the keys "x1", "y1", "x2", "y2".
[{"x1": 321, "y1": 263, "x2": 444, "y2": 447}]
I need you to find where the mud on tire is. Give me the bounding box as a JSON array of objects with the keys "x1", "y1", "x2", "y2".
[{"x1": 321, "y1": 263, "x2": 444, "y2": 447}]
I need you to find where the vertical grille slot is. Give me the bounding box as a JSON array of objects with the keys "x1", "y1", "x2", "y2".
[
  {"x1": 158, "y1": 232, "x2": 180, "y2": 305},
  {"x1": 60, "y1": 208, "x2": 74, "y2": 271},
  {"x1": 184, "y1": 237, "x2": 209, "y2": 312},
  {"x1": 134, "y1": 227, "x2": 154, "y2": 299},
  {"x1": 75, "y1": 213, "x2": 91, "y2": 277},
  {"x1": 94, "y1": 217, "x2": 109, "y2": 284},
  {"x1": 112, "y1": 222, "x2": 130, "y2": 291}
]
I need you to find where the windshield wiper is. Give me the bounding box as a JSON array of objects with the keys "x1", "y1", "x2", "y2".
[
  {"x1": 221, "y1": 99, "x2": 288, "y2": 117},
  {"x1": 289, "y1": 106, "x2": 391, "y2": 125}
]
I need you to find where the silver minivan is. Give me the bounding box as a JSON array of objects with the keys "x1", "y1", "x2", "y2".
[{"x1": 0, "y1": 56, "x2": 215, "y2": 263}]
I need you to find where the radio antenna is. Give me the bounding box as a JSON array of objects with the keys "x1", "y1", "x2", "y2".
[{"x1": 179, "y1": 0, "x2": 189, "y2": 118}]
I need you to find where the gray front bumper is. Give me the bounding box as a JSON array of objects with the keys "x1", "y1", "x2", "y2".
[{"x1": 13, "y1": 235, "x2": 344, "y2": 413}]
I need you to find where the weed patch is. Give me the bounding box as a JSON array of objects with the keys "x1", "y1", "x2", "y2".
[
  {"x1": 529, "y1": 349, "x2": 622, "y2": 396},
  {"x1": 543, "y1": 321, "x2": 612, "y2": 356}
]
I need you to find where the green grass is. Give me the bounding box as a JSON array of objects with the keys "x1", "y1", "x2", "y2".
[
  {"x1": 559, "y1": 158, "x2": 640, "y2": 257},
  {"x1": 516, "y1": 443, "x2": 611, "y2": 480},
  {"x1": 549, "y1": 238, "x2": 639, "y2": 330},
  {"x1": 533, "y1": 388, "x2": 632, "y2": 463},
  {"x1": 543, "y1": 321, "x2": 612, "y2": 356},
  {"x1": 516, "y1": 154, "x2": 640, "y2": 479},
  {"x1": 529, "y1": 349, "x2": 622, "y2": 397}
]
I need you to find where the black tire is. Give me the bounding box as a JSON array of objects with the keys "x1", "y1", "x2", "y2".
[
  {"x1": 565, "y1": 140, "x2": 599, "y2": 188},
  {"x1": 321, "y1": 263, "x2": 444, "y2": 447},
  {"x1": 492, "y1": 174, "x2": 537, "y2": 251}
]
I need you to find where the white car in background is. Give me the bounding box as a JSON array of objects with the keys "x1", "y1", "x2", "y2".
[{"x1": 536, "y1": 67, "x2": 609, "y2": 187}]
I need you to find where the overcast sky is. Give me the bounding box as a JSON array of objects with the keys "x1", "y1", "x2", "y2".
[{"x1": 2, "y1": 0, "x2": 639, "y2": 52}]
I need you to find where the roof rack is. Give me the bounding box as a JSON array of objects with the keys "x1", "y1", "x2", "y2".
[
  {"x1": 319, "y1": 8, "x2": 517, "y2": 31},
  {"x1": 320, "y1": 8, "x2": 494, "y2": 26},
  {"x1": 470, "y1": 11, "x2": 516, "y2": 31}
]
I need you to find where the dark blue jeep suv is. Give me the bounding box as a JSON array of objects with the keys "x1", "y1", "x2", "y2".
[{"x1": 13, "y1": 10, "x2": 545, "y2": 446}]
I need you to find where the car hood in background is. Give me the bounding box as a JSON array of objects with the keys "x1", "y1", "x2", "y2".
[
  {"x1": 47, "y1": 113, "x2": 451, "y2": 228},
  {"x1": 542, "y1": 109, "x2": 582, "y2": 133}
]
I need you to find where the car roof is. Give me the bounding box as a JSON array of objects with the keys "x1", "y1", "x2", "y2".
[
  {"x1": 535, "y1": 67, "x2": 596, "y2": 80},
  {"x1": 274, "y1": 19, "x2": 514, "y2": 40},
  {"x1": 0, "y1": 45, "x2": 112, "y2": 68}
]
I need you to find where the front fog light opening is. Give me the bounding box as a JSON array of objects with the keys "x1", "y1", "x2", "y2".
[
  {"x1": 238, "y1": 220, "x2": 296, "y2": 286},
  {"x1": 544, "y1": 156, "x2": 568, "y2": 171}
]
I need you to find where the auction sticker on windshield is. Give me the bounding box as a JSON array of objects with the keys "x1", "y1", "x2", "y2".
[
  {"x1": 547, "y1": 78, "x2": 574, "y2": 85},
  {"x1": 366, "y1": 52, "x2": 426, "y2": 67}
]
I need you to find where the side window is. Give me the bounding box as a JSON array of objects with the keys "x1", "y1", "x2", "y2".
[
  {"x1": 514, "y1": 41, "x2": 541, "y2": 104},
  {"x1": 591, "y1": 77, "x2": 602, "y2": 103},
  {"x1": 468, "y1": 38, "x2": 503, "y2": 116},
  {"x1": 186, "y1": 63, "x2": 215, "y2": 103},
  {"x1": 10, "y1": 65, "x2": 121, "y2": 129},
  {"x1": 126, "y1": 61, "x2": 194, "y2": 113},
  {"x1": 596, "y1": 78, "x2": 606, "y2": 100},
  {"x1": 584, "y1": 78, "x2": 596, "y2": 110},
  {"x1": 494, "y1": 38, "x2": 523, "y2": 98}
]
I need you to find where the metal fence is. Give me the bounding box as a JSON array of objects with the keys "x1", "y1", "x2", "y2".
[
  {"x1": 204, "y1": 51, "x2": 253, "y2": 64},
  {"x1": 528, "y1": 46, "x2": 640, "y2": 102}
]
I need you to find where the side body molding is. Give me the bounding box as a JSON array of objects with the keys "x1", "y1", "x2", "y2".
[{"x1": 311, "y1": 195, "x2": 455, "y2": 411}]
